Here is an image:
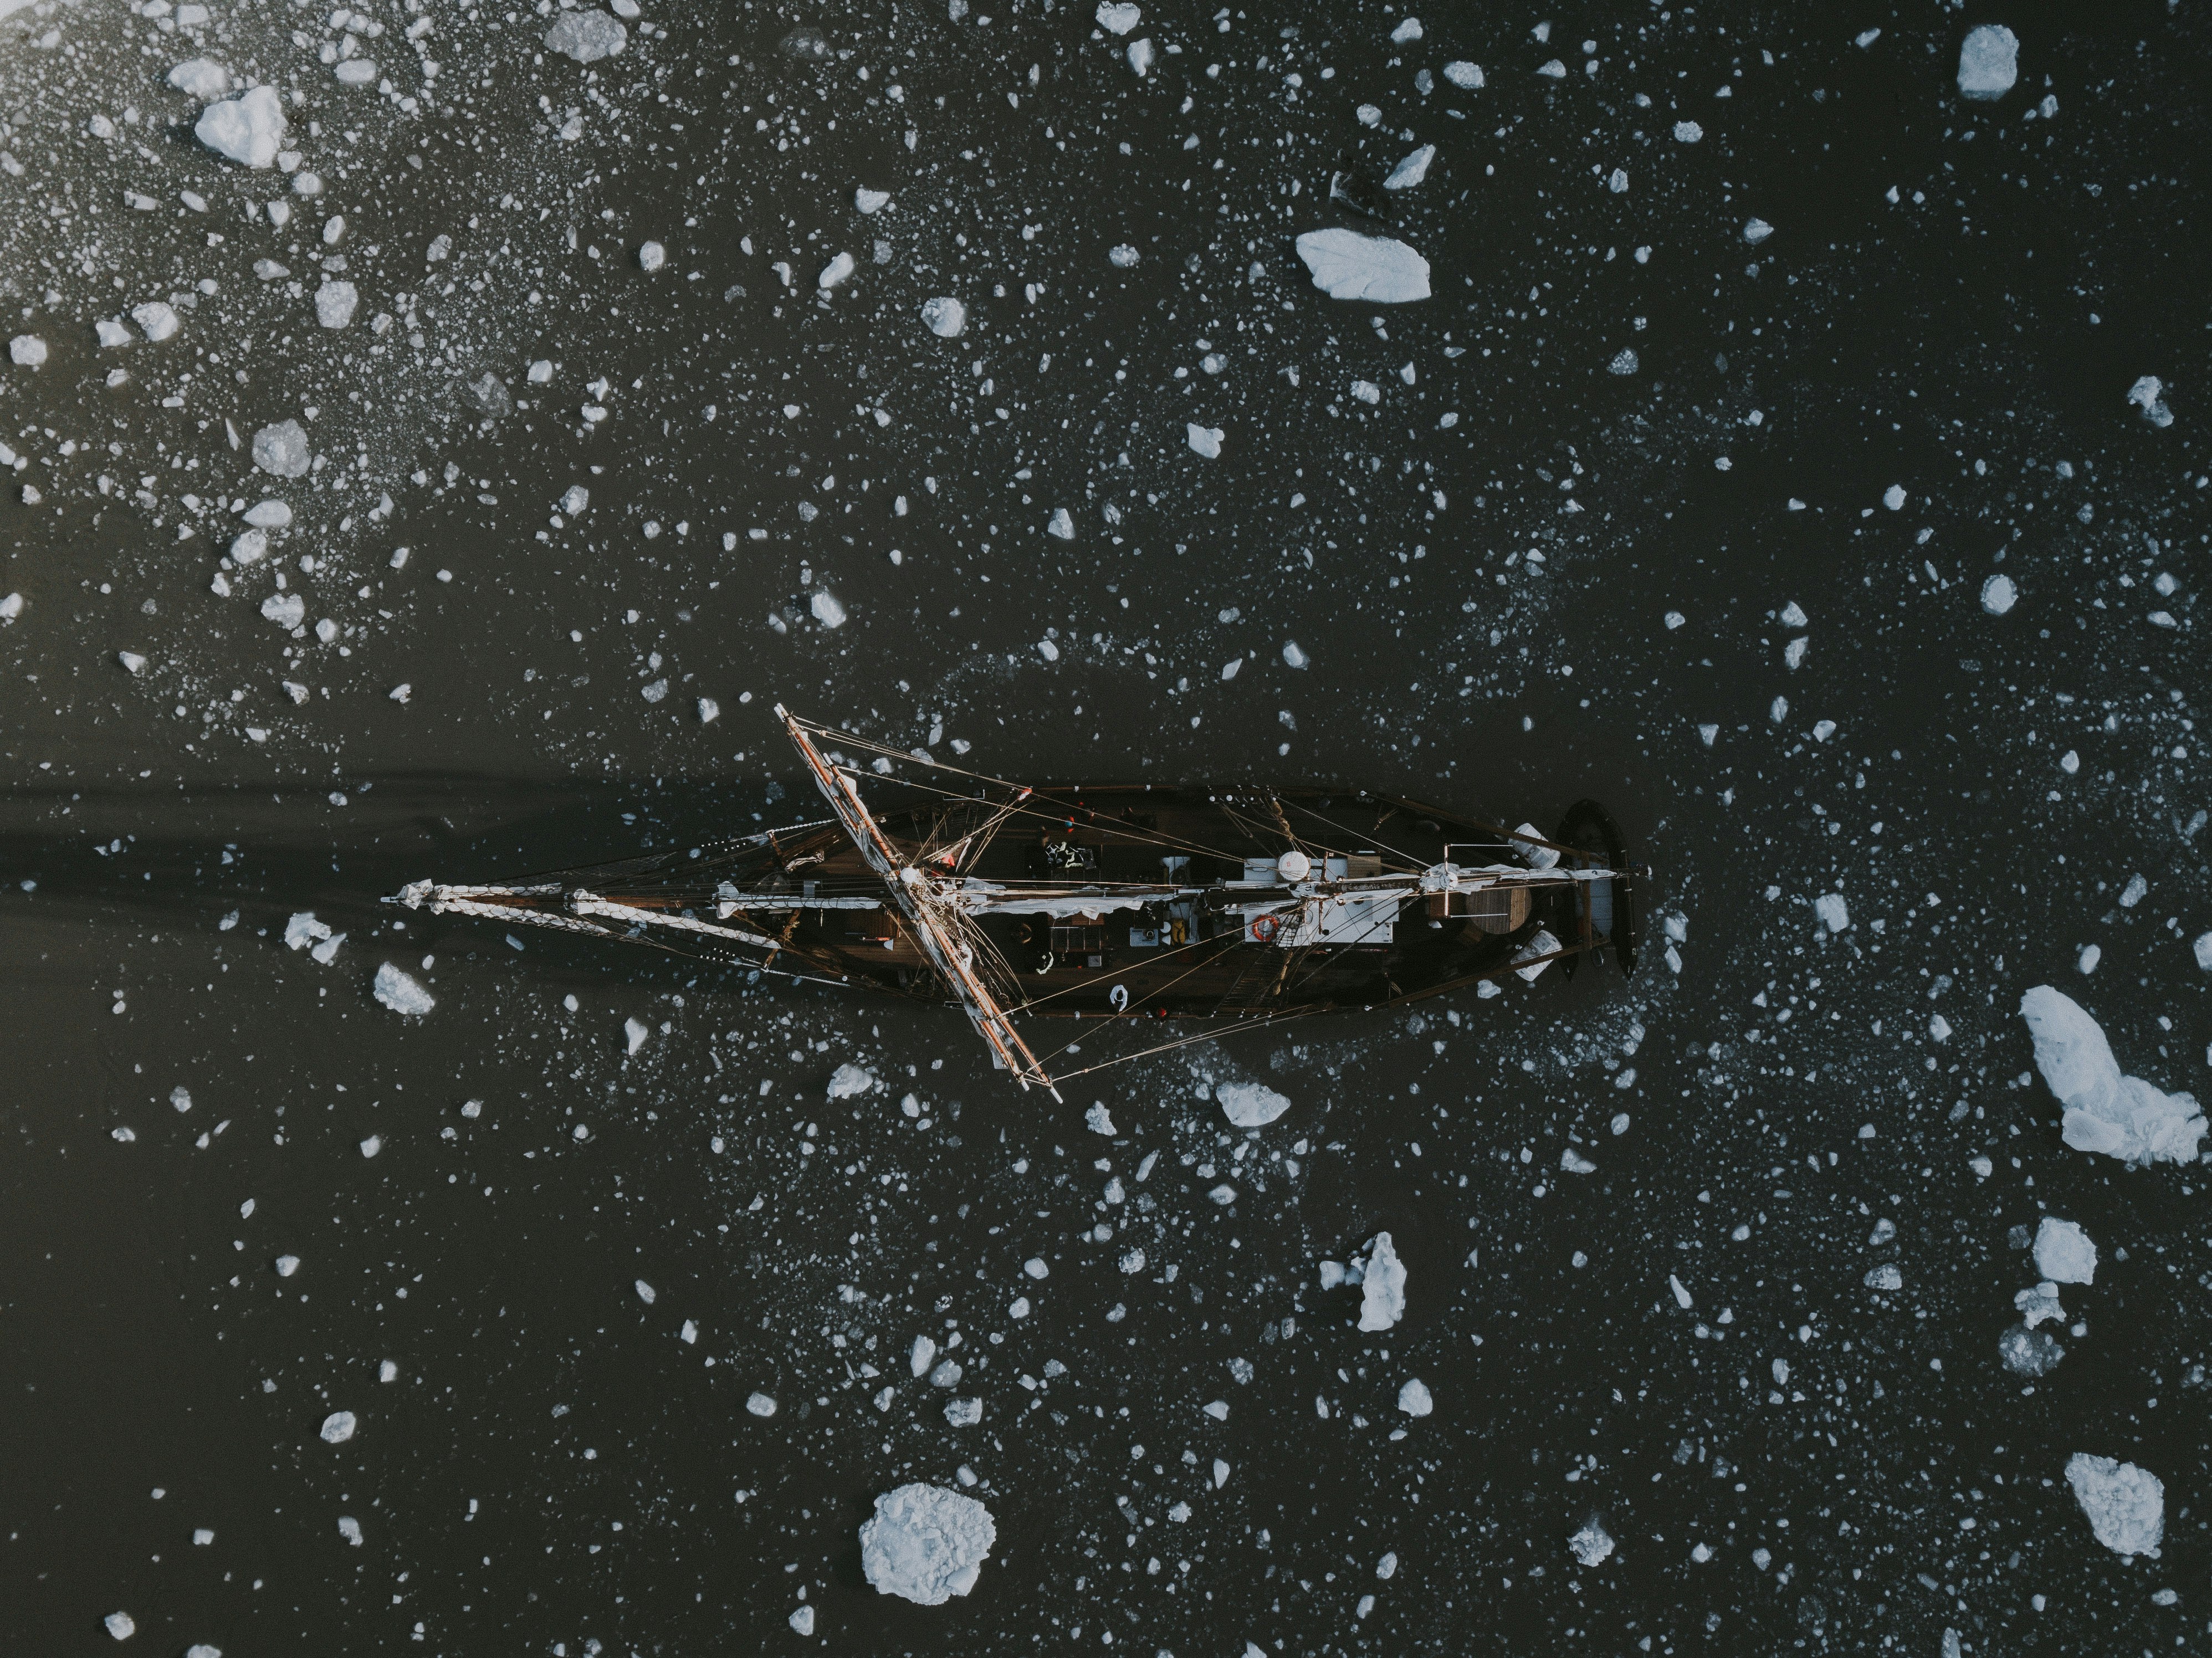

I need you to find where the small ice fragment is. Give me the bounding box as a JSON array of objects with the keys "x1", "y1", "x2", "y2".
[
  {"x1": 909, "y1": 1335, "x2": 936, "y2": 1377},
  {"x1": 359, "y1": 1135, "x2": 381, "y2": 1158},
  {"x1": 2015, "y1": 1282, "x2": 2065, "y2": 1329},
  {"x1": 1814, "y1": 893, "x2": 1850, "y2": 933},
  {"x1": 1208, "y1": 1183, "x2": 1238, "y2": 1205},
  {"x1": 1216, "y1": 1080, "x2": 1291, "y2": 1127},
  {"x1": 745, "y1": 1391, "x2": 777, "y2": 1417},
  {"x1": 337, "y1": 1516, "x2": 362, "y2": 1544},
  {"x1": 634, "y1": 1278, "x2": 657, "y2": 1305},
  {"x1": 1957, "y1": 24, "x2": 2019, "y2": 101},
  {"x1": 624, "y1": 1017, "x2": 649, "y2": 1057},
  {"x1": 1127, "y1": 37, "x2": 1155, "y2": 75},
  {"x1": 1882, "y1": 483, "x2": 1907, "y2": 510},
  {"x1": 1397, "y1": 1378, "x2": 1432, "y2": 1416},
  {"x1": 132, "y1": 302, "x2": 181, "y2": 343},
  {"x1": 2034, "y1": 1217, "x2": 2097, "y2": 1285},
  {"x1": 1743, "y1": 217, "x2": 1774, "y2": 244},
  {"x1": 244, "y1": 499, "x2": 292, "y2": 528},
  {"x1": 943, "y1": 1397, "x2": 982, "y2": 1426},
  {"x1": 1318, "y1": 1260, "x2": 1347, "y2": 1291},
  {"x1": 1358, "y1": 1232, "x2": 1406, "y2": 1331},
  {"x1": 788, "y1": 1606, "x2": 815, "y2": 1636},
  {"x1": 276, "y1": 1254, "x2": 300, "y2": 1277},
  {"x1": 1998, "y1": 1324, "x2": 2065, "y2": 1376},
  {"x1": 1186, "y1": 423, "x2": 1223, "y2": 459},
  {"x1": 1383, "y1": 145, "x2": 1435, "y2": 190},
  {"x1": 1294, "y1": 228, "x2": 1431, "y2": 303},
  {"x1": 1981, "y1": 573, "x2": 2017, "y2": 615},
  {"x1": 1669, "y1": 1274, "x2": 1693, "y2": 1309},
  {"x1": 1609, "y1": 348, "x2": 1638, "y2": 375},
  {"x1": 105, "y1": 1612, "x2": 137, "y2": 1641},
  {"x1": 2020, "y1": 986, "x2": 2206, "y2": 1164},
  {"x1": 1282, "y1": 640, "x2": 1309, "y2": 669},
  {"x1": 818, "y1": 250, "x2": 855, "y2": 289},
  {"x1": 1560, "y1": 1148, "x2": 1596, "y2": 1175},
  {"x1": 811, "y1": 590, "x2": 848, "y2": 628},
  {"x1": 921, "y1": 295, "x2": 967, "y2": 336},
  {"x1": 252, "y1": 419, "x2": 311, "y2": 478},
  {"x1": 1084, "y1": 1102, "x2": 1118, "y2": 1135},
  {"x1": 1095, "y1": 2, "x2": 1140, "y2": 35},
  {"x1": 637, "y1": 240, "x2": 665, "y2": 273},
  {"x1": 559, "y1": 484, "x2": 590, "y2": 516},
  {"x1": 1108, "y1": 243, "x2": 1140, "y2": 268},
  {"x1": 315, "y1": 280, "x2": 359, "y2": 329},
  {"x1": 97, "y1": 318, "x2": 133, "y2": 348},
  {"x1": 380, "y1": 1359, "x2": 399, "y2": 1381},
  {"x1": 1441, "y1": 60, "x2": 1483, "y2": 89},
  {"x1": 545, "y1": 9, "x2": 627, "y2": 62},
  {"x1": 1214, "y1": 1457, "x2": 1232, "y2": 1488},
  {"x1": 2077, "y1": 944, "x2": 2101, "y2": 974},
  {"x1": 855, "y1": 187, "x2": 890, "y2": 214},
  {"x1": 1569, "y1": 1519, "x2": 1614, "y2": 1567},
  {"x1": 230, "y1": 528, "x2": 268, "y2": 565},
  {"x1": 2194, "y1": 932, "x2": 2212, "y2": 971},
  {"x1": 168, "y1": 57, "x2": 230, "y2": 100},
  {"x1": 1673, "y1": 120, "x2": 1703, "y2": 142},
  {"x1": 860, "y1": 1483, "x2": 997, "y2": 1604},
  {"x1": 1023, "y1": 1257, "x2": 1048, "y2": 1279},
  {"x1": 697, "y1": 697, "x2": 720, "y2": 724},
  {"x1": 2126, "y1": 376, "x2": 2173, "y2": 427},
  {"x1": 371, "y1": 963, "x2": 435, "y2": 1017},
  {"x1": 827, "y1": 1062, "x2": 875, "y2": 1099},
  {"x1": 1119, "y1": 1248, "x2": 1147, "y2": 1275},
  {"x1": 195, "y1": 85, "x2": 287, "y2": 168},
  {"x1": 1862, "y1": 1264, "x2": 1902, "y2": 1291},
  {"x1": 2066, "y1": 1454, "x2": 2163, "y2": 1557},
  {"x1": 9, "y1": 334, "x2": 47, "y2": 366},
  {"x1": 335, "y1": 59, "x2": 378, "y2": 85},
  {"x1": 285, "y1": 912, "x2": 332, "y2": 951},
  {"x1": 1047, "y1": 507, "x2": 1075, "y2": 539},
  {"x1": 1390, "y1": 17, "x2": 1421, "y2": 43},
  {"x1": 320, "y1": 1410, "x2": 357, "y2": 1444}
]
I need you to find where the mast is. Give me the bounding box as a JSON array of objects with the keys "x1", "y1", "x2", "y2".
[{"x1": 778, "y1": 707, "x2": 1063, "y2": 1101}]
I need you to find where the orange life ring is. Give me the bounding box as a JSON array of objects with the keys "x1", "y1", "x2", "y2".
[{"x1": 1251, "y1": 914, "x2": 1280, "y2": 943}]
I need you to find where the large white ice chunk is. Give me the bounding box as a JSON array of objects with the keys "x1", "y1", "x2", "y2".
[
  {"x1": 1396, "y1": 1377, "x2": 1432, "y2": 1416},
  {"x1": 168, "y1": 58, "x2": 230, "y2": 100},
  {"x1": 1814, "y1": 893, "x2": 1850, "y2": 933},
  {"x1": 1216, "y1": 1079, "x2": 1291, "y2": 1127},
  {"x1": 1383, "y1": 145, "x2": 1435, "y2": 190},
  {"x1": 319, "y1": 1409, "x2": 357, "y2": 1443},
  {"x1": 859, "y1": 1483, "x2": 997, "y2": 1605},
  {"x1": 1568, "y1": 1518, "x2": 1614, "y2": 1567},
  {"x1": 253, "y1": 419, "x2": 311, "y2": 477},
  {"x1": 1294, "y1": 228, "x2": 1431, "y2": 303},
  {"x1": 2020, "y1": 986, "x2": 2205, "y2": 1164},
  {"x1": 1358, "y1": 1231, "x2": 1406, "y2": 1331},
  {"x1": 546, "y1": 9, "x2": 626, "y2": 62},
  {"x1": 195, "y1": 85, "x2": 287, "y2": 168},
  {"x1": 921, "y1": 295, "x2": 966, "y2": 337},
  {"x1": 2066, "y1": 1454, "x2": 2163, "y2": 1557},
  {"x1": 1096, "y1": 2, "x2": 1141, "y2": 35},
  {"x1": 259, "y1": 593, "x2": 305, "y2": 630},
  {"x1": 2034, "y1": 1217, "x2": 2097, "y2": 1285},
  {"x1": 9, "y1": 334, "x2": 46, "y2": 366},
  {"x1": 132, "y1": 302, "x2": 181, "y2": 343},
  {"x1": 372, "y1": 963, "x2": 436, "y2": 1017},
  {"x1": 315, "y1": 280, "x2": 359, "y2": 329},
  {"x1": 1958, "y1": 24, "x2": 2019, "y2": 101},
  {"x1": 1186, "y1": 423, "x2": 1223, "y2": 459},
  {"x1": 827, "y1": 1062, "x2": 877, "y2": 1099}
]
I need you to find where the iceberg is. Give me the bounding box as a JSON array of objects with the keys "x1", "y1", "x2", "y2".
[{"x1": 2020, "y1": 986, "x2": 2205, "y2": 1163}]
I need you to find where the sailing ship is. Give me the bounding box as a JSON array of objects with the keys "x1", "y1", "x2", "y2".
[{"x1": 391, "y1": 709, "x2": 1642, "y2": 1097}]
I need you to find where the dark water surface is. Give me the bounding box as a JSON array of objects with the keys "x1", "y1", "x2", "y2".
[{"x1": 4, "y1": 1, "x2": 2209, "y2": 1652}]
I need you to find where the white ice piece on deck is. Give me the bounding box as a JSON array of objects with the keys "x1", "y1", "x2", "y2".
[
  {"x1": 921, "y1": 295, "x2": 966, "y2": 337},
  {"x1": 545, "y1": 9, "x2": 626, "y2": 62},
  {"x1": 827, "y1": 1062, "x2": 876, "y2": 1099},
  {"x1": 2066, "y1": 1454, "x2": 2163, "y2": 1557},
  {"x1": 1294, "y1": 228, "x2": 1431, "y2": 303},
  {"x1": 1216, "y1": 1080, "x2": 1291, "y2": 1127},
  {"x1": 860, "y1": 1483, "x2": 997, "y2": 1604},
  {"x1": 253, "y1": 419, "x2": 311, "y2": 478},
  {"x1": 1957, "y1": 24, "x2": 2019, "y2": 100},
  {"x1": 194, "y1": 85, "x2": 285, "y2": 168},
  {"x1": 315, "y1": 279, "x2": 359, "y2": 329},
  {"x1": 1383, "y1": 145, "x2": 1436, "y2": 190},
  {"x1": 1568, "y1": 1518, "x2": 1614, "y2": 1567},
  {"x1": 2020, "y1": 986, "x2": 2205, "y2": 1164},
  {"x1": 1358, "y1": 1232, "x2": 1406, "y2": 1331},
  {"x1": 372, "y1": 963, "x2": 436, "y2": 1017},
  {"x1": 132, "y1": 302, "x2": 181, "y2": 342},
  {"x1": 2033, "y1": 1217, "x2": 2097, "y2": 1285}
]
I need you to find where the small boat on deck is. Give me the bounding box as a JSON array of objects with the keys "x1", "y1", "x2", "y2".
[{"x1": 392, "y1": 710, "x2": 1644, "y2": 1097}]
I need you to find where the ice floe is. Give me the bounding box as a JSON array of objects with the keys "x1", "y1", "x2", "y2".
[
  {"x1": 1294, "y1": 228, "x2": 1431, "y2": 304},
  {"x1": 1958, "y1": 25, "x2": 2019, "y2": 101},
  {"x1": 1216, "y1": 1079, "x2": 1290, "y2": 1127},
  {"x1": 2033, "y1": 1217, "x2": 2096, "y2": 1285},
  {"x1": 860, "y1": 1483, "x2": 996, "y2": 1604},
  {"x1": 2066, "y1": 1454, "x2": 2162, "y2": 1557},
  {"x1": 2020, "y1": 986, "x2": 2205, "y2": 1163},
  {"x1": 194, "y1": 85, "x2": 286, "y2": 168}
]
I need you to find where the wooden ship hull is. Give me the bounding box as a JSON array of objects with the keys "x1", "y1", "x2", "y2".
[{"x1": 393, "y1": 712, "x2": 1642, "y2": 1096}]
